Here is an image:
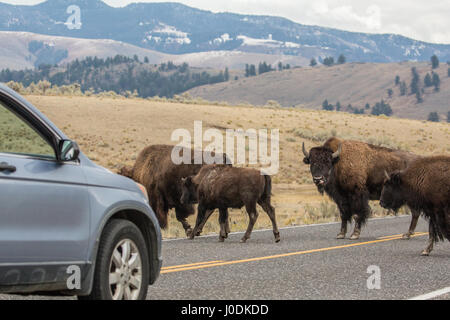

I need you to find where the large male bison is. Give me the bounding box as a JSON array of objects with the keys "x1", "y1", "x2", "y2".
[
  {"x1": 180, "y1": 164, "x2": 280, "y2": 243},
  {"x1": 119, "y1": 144, "x2": 229, "y2": 237},
  {"x1": 302, "y1": 137, "x2": 421, "y2": 240},
  {"x1": 380, "y1": 156, "x2": 450, "y2": 256}
]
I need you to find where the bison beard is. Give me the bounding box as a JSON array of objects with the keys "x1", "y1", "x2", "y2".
[{"x1": 118, "y1": 144, "x2": 229, "y2": 237}]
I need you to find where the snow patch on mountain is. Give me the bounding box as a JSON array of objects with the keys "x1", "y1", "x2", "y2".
[{"x1": 144, "y1": 23, "x2": 191, "y2": 45}]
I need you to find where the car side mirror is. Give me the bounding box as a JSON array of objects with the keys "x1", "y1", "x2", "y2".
[{"x1": 58, "y1": 140, "x2": 80, "y2": 162}]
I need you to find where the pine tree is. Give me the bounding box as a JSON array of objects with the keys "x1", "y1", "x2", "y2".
[
  {"x1": 416, "y1": 91, "x2": 423, "y2": 103},
  {"x1": 224, "y1": 68, "x2": 229, "y2": 81},
  {"x1": 424, "y1": 73, "x2": 433, "y2": 87},
  {"x1": 400, "y1": 81, "x2": 407, "y2": 96},
  {"x1": 371, "y1": 100, "x2": 393, "y2": 116},
  {"x1": 431, "y1": 55, "x2": 439, "y2": 69},
  {"x1": 365, "y1": 103, "x2": 370, "y2": 110},
  {"x1": 336, "y1": 101, "x2": 341, "y2": 111},
  {"x1": 410, "y1": 67, "x2": 420, "y2": 95},
  {"x1": 322, "y1": 99, "x2": 334, "y2": 111},
  {"x1": 323, "y1": 57, "x2": 334, "y2": 66},
  {"x1": 249, "y1": 64, "x2": 256, "y2": 76},
  {"x1": 447, "y1": 111, "x2": 450, "y2": 123},
  {"x1": 144, "y1": 56, "x2": 149, "y2": 63},
  {"x1": 337, "y1": 54, "x2": 346, "y2": 64},
  {"x1": 278, "y1": 62, "x2": 283, "y2": 71},
  {"x1": 387, "y1": 88, "x2": 393, "y2": 98},
  {"x1": 395, "y1": 75, "x2": 400, "y2": 86},
  {"x1": 432, "y1": 72, "x2": 440, "y2": 92},
  {"x1": 310, "y1": 58, "x2": 317, "y2": 67},
  {"x1": 427, "y1": 112, "x2": 440, "y2": 122}
]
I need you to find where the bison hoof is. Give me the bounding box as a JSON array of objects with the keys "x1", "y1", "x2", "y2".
[
  {"x1": 240, "y1": 238, "x2": 248, "y2": 243},
  {"x1": 274, "y1": 232, "x2": 281, "y2": 243},
  {"x1": 185, "y1": 228, "x2": 193, "y2": 237},
  {"x1": 349, "y1": 234, "x2": 360, "y2": 240},
  {"x1": 195, "y1": 230, "x2": 202, "y2": 237},
  {"x1": 219, "y1": 236, "x2": 225, "y2": 243},
  {"x1": 402, "y1": 233, "x2": 412, "y2": 240},
  {"x1": 421, "y1": 250, "x2": 430, "y2": 256},
  {"x1": 336, "y1": 233, "x2": 346, "y2": 239}
]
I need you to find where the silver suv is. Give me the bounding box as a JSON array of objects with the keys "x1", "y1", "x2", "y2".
[{"x1": 0, "y1": 83, "x2": 162, "y2": 300}]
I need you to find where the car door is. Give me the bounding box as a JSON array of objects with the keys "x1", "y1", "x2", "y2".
[{"x1": 0, "y1": 98, "x2": 91, "y2": 288}]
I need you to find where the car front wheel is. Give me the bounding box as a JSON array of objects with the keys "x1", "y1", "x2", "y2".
[{"x1": 79, "y1": 219, "x2": 150, "y2": 300}]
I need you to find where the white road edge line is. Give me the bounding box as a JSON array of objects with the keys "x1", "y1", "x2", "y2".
[
  {"x1": 163, "y1": 214, "x2": 412, "y2": 242},
  {"x1": 408, "y1": 287, "x2": 450, "y2": 300}
]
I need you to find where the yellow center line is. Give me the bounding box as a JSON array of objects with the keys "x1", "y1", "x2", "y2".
[
  {"x1": 377, "y1": 232, "x2": 428, "y2": 240},
  {"x1": 160, "y1": 233, "x2": 428, "y2": 275},
  {"x1": 161, "y1": 260, "x2": 224, "y2": 270}
]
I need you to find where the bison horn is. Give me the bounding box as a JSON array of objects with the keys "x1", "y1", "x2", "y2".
[
  {"x1": 332, "y1": 144, "x2": 342, "y2": 159},
  {"x1": 302, "y1": 142, "x2": 309, "y2": 158},
  {"x1": 384, "y1": 170, "x2": 390, "y2": 181}
]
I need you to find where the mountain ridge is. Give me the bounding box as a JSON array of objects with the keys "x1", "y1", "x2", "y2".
[{"x1": 1, "y1": 0, "x2": 450, "y2": 63}]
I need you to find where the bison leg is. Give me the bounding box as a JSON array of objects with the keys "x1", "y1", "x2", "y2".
[
  {"x1": 336, "y1": 200, "x2": 351, "y2": 239},
  {"x1": 195, "y1": 209, "x2": 215, "y2": 236},
  {"x1": 336, "y1": 220, "x2": 348, "y2": 239},
  {"x1": 190, "y1": 204, "x2": 208, "y2": 240},
  {"x1": 175, "y1": 206, "x2": 196, "y2": 237},
  {"x1": 241, "y1": 204, "x2": 258, "y2": 243},
  {"x1": 259, "y1": 200, "x2": 280, "y2": 243},
  {"x1": 218, "y1": 208, "x2": 229, "y2": 242},
  {"x1": 402, "y1": 208, "x2": 420, "y2": 240},
  {"x1": 350, "y1": 215, "x2": 365, "y2": 240},
  {"x1": 350, "y1": 194, "x2": 371, "y2": 240},
  {"x1": 421, "y1": 222, "x2": 435, "y2": 256}
]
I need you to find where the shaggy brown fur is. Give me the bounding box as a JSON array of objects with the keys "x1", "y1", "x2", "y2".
[
  {"x1": 303, "y1": 138, "x2": 421, "y2": 240},
  {"x1": 119, "y1": 144, "x2": 229, "y2": 236},
  {"x1": 381, "y1": 156, "x2": 450, "y2": 255},
  {"x1": 181, "y1": 165, "x2": 280, "y2": 243}
]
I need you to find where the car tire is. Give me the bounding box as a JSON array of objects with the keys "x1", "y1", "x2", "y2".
[{"x1": 78, "y1": 219, "x2": 150, "y2": 300}]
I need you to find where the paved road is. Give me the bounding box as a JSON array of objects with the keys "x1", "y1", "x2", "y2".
[
  {"x1": 149, "y1": 215, "x2": 449, "y2": 300},
  {"x1": 1, "y1": 215, "x2": 449, "y2": 300}
]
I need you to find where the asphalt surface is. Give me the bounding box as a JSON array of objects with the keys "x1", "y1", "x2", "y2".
[{"x1": 1, "y1": 215, "x2": 449, "y2": 300}]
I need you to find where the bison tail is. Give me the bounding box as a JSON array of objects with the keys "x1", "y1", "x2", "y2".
[
  {"x1": 118, "y1": 165, "x2": 134, "y2": 179},
  {"x1": 261, "y1": 174, "x2": 272, "y2": 201}
]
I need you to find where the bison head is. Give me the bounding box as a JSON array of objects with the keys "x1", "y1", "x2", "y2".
[
  {"x1": 302, "y1": 142, "x2": 341, "y2": 194},
  {"x1": 180, "y1": 176, "x2": 198, "y2": 205},
  {"x1": 380, "y1": 171, "x2": 406, "y2": 212}
]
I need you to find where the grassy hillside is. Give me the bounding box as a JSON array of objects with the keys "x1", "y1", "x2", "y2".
[
  {"x1": 0, "y1": 31, "x2": 308, "y2": 71},
  {"x1": 188, "y1": 62, "x2": 450, "y2": 121},
  {"x1": 0, "y1": 31, "x2": 170, "y2": 70},
  {"x1": 24, "y1": 95, "x2": 449, "y2": 238}
]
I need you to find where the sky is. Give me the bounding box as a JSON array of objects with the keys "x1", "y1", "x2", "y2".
[{"x1": 2, "y1": 0, "x2": 450, "y2": 44}]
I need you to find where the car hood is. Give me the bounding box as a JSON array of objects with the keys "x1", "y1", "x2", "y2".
[{"x1": 80, "y1": 153, "x2": 140, "y2": 193}]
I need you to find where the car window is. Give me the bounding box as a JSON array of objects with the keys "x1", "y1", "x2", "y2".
[{"x1": 0, "y1": 101, "x2": 56, "y2": 159}]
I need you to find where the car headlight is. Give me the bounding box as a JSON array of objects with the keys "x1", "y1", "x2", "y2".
[{"x1": 136, "y1": 183, "x2": 149, "y2": 202}]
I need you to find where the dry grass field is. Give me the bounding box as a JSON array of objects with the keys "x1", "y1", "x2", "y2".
[{"x1": 25, "y1": 95, "x2": 450, "y2": 239}]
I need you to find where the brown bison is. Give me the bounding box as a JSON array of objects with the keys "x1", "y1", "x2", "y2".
[
  {"x1": 302, "y1": 137, "x2": 421, "y2": 240},
  {"x1": 119, "y1": 144, "x2": 229, "y2": 237},
  {"x1": 380, "y1": 156, "x2": 450, "y2": 256},
  {"x1": 180, "y1": 164, "x2": 280, "y2": 243}
]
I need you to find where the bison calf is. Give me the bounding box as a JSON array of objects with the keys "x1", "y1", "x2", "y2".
[
  {"x1": 380, "y1": 156, "x2": 450, "y2": 256},
  {"x1": 180, "y1": 165, "x2": 280, "y2": 243}
]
